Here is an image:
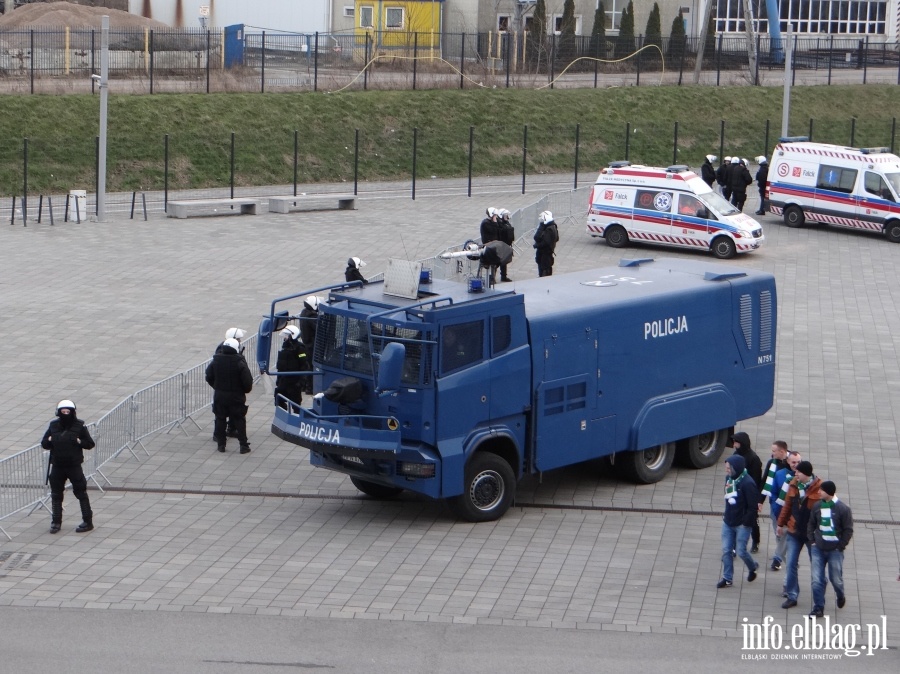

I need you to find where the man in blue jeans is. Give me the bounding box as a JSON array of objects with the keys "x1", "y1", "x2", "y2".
[
  {"x1": 807, "y1": 480, "x2": 853, "y2": 617},
  {"x1": 717, "y1": 454, "x2": 760, "y2": 588},
  {"x1": 777, "y1": 460, "x2": 823, "y2": 609}
]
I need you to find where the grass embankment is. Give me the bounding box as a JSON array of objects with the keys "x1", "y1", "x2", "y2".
[{"x1": 1, "y1": 85, "x2": 898, "y2": 195}]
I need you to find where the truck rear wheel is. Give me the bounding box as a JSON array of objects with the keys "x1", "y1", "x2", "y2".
[
  {"x1": 676, "y1": 428, "x2": 729, "y2": 469},
  {"x1": 604, "y1": 225, "x2": 629, "y2": 248},
  {"x1": 885, "y1": 220, "x2": 900, "y2": 243},
  {"x1": 783, "y1": 205, "x2": 804, "y2": 228},
  {"x1": 448, "y1": 453, "x2": 515, "y2": 522},
  {"x1": 350, "y1": 477, "x2": 403, "y2": 499},
  {"x1": 615, "y1": 442, "x2": 675, "y2": 484},
  {"x1": 711, "y1": 236, "x2": 736, "y2": 259}
]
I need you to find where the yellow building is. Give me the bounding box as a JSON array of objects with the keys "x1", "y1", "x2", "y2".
[{"x1": 354, "y1": 0, "x2": 443, "y2": 52}]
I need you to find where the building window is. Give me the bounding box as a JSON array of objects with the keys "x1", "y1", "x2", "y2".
[
  {"x1": 385, "y1": 6, "x2": 404, "y2": 29},
  {"x1": 715, "y1": 0, "x2": 886, "y2": 35},
  {"x1": 498, "y1": 15, "x2": 510, "y2": 32},
  {"x1": 344, "y1": 6, "x2": 354, "y2": 17},
  {"x1": 359, "y1": 6, "x2": 373, "y2": 28},
  {"x1": 604, "y1": 0, "x2": 623, "y2": 30},
  {"x1": 553, "y1": 14, "x2": 583, "y2": 35}
]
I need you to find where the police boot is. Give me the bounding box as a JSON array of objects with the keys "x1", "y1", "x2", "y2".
[
  {"x1": 239, "y1": 443, "x2": 251, "y2": 455},
  {"x1": 75, "y1": 495, "x2": 93, "y2": 533},
  {"x1": 49, "y1": 495, "x2": 63, "y2": 534}
]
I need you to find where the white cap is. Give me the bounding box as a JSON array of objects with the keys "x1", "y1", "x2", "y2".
[
  {"x1": 223, "y1": 338, "x2": 240, "y2": 352},
  {"x1": 756, "y1": 155, "x2": 768, "y2": 164},
  {"x1": 706, "y1": 154, "x2": 717, "y2": 163},
  {"x1": 539, "y1": 210, "x2": 553, "y2": 224},
  {"x1": 57, "y1": 399, "x2": 76, "y2": 412},
  {"x1": 225, "y1": 327, "x2": 246, "y2": 341},
  {"x1": 731, "y1": 156, "x2": 740, "y2": 164},
  {"x1": 281, "y1": 325, "x2": 300, "y2": 340},
  {"x1": 350, "y1": 257, "x2": 366, "y2": 269}
]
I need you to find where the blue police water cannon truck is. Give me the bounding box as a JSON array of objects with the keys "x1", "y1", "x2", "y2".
[{"x1": 257, "y1": 257, "x2": 776, "y2": 522}]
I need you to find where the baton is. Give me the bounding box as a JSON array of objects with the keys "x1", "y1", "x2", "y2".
[{"x1": 45, "y1": 455, "x2": 52, "y2": 485}]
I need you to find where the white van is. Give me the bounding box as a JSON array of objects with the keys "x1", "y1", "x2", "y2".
[
  {"x1": 767, "y1": 139, "x2": 900, "y2": 242},
  {"x1": 586, "y1": 162, "x2": 765, "y2": 259}
]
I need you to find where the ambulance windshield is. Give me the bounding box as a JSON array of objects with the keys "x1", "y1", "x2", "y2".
[
  {"x1": 885, "y1": 173, "x2": 900, "y2": 198},
  {"x1": 700, "y1": 191, "x2": 740, "y2": 216}
]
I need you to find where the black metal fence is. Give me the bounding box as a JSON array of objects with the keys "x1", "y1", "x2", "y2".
[
  {"x1": 5, "y1": 115, "x2": 898, "y2": 221},
  {"x1": 1, "y1": 28, "x2": 898, "y2": 94}
]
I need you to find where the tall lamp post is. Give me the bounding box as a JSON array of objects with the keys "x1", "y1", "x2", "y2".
[{"x1": 96, "y1": 15, "x2": 109, "y2": 221}]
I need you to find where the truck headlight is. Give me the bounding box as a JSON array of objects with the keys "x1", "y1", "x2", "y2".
[{"x1": 397, "y1": 462, "x2": 436, "y2": 478}]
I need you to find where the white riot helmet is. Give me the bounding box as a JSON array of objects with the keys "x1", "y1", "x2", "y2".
[
  {"x1": 538, "y1": 210, "x2": 553, "y2": 225},
  {"x1": 499, "y1": 209, "x2": 510, "y2": 219},
  {"x1": 756, "y1": 155, "x2": 768, "y2": 165},
  {"x1": 225, "y1": 327, "x2": 246, "y2": 341},
  {"x1": 223, "y1": 338, "x2": 240, "y2": 352},
  {"x1": 281, "y1": 325, "x2": 300, "y2": 341},
  {"x1": 724, "y1": 156, "x2": 732, "y2": 163},
  {"x1": 56, "y1": 399, "x2": 76, "y2": 415},
  {"x1": 348, "y1": 257, "x2": 366, "y2": 269},
  {"x1": 731, "y1": 156, "x2": 740, "y2": 164},
  {"x1": 304, "y1": 295, "x2": 320, "y2": 311},
  {"x1": 705, "y1": 154, "x2": 717, "y2": 163},
  {"x1": 486, "y1": 207, "x2": 497, "y2": 218}
]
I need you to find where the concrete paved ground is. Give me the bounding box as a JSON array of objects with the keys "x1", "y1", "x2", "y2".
[{"x1": 1, "y1": 176, "x2": 898, "y2": 668}]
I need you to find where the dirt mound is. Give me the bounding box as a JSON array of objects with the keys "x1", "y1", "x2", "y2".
[{"x1": 0, "y1": 2, "x2": 169, "y2": 29}]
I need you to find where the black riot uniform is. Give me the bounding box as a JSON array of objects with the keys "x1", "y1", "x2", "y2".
[
  {"x1": 41, "y1": 402, "x2": 96, "y2": 533},
  {"x1": 205, "y1": 341, "x2": 253, "y2": 453}
]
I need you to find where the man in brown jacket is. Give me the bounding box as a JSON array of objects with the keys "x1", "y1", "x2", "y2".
[{"x1": 776, "y1": 460, "x2": 823, "y2": 609}]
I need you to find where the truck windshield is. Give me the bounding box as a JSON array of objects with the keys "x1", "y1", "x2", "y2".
[
  {"x1": 884, "y1": 173, "x2": 900, "y2": 198},
  {"x1": 317, "y1": 313, "x2": 431, "y2": 385},
  {"x1": 700, "y1": 191, "x2": 740, "y2": 216}
]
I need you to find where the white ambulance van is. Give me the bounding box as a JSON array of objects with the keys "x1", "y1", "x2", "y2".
[
  {"x1": 767, "y1": 138, "x2": 900, "y2": 242},
  {"x1": 586, "y1": 162, "x2": 765, "y2": 259}
]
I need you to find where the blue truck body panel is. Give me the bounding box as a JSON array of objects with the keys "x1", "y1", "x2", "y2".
[{"x1": 259, "y1": 257, "x2": 776, "y2": 517}]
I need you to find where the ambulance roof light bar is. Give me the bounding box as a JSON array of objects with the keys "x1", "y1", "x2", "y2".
[
  {"x1": 665, "y1": 164, "x2": 690, "y2": 173},
  {"x1": 778, "y1": 136, "x2": 809, "y2": 143},
  {"x1": 860, "y1": 147, "x2": 891, "y2": 155}
]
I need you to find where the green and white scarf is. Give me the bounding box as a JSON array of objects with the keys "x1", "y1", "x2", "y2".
[
  {"x1": 761, "y1": 460, "x2": 779, "y2": 498},
  {"x1": 797, "y1": 475, "x2": 813, "y2": 500},
  {"x1": 725, "y1": 469, "x2": 748, "y2": 502},
  {"x1": 819, "y1": 497, "x2": 840, "y2": 542},
  {"x1": 775, "y1": 471, "x2": 794, "y2": 506}
]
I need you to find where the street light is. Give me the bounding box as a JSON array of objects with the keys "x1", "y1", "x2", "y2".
[{"x1": 97, "y1": 15, "x2": 109, "y2": 222}]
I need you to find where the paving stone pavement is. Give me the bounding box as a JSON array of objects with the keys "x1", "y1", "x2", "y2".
[{"x1": 1, "y1": 175, "x2": 899, "y2": 644}]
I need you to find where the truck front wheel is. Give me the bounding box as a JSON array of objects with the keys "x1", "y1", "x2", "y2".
[
  {"x1": 885, "y1": 220, "x2": 900, "y2": 243},
  {"x1": 350, "y1": 477, "x2": 403, "y2": 499},
  {"x1": 448, "y1": 453, "x2": 515, "y2": 522},
  {"x1": 615, "y1": 442, "x2": 675, "y2": 484},
  {"x1": 676, "y1": 428, "x2": 729, "y2": 469},
  {"x1": 711, "y1": 236, "x2": 736, "y2": 259}
]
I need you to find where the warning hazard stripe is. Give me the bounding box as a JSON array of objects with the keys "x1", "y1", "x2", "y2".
[
  {"x1": 628, "y1": 231, "x2": 708, "y2": 248},
  {"x1": 768, "y1": 206, "x2": 883, "y2": 231}
]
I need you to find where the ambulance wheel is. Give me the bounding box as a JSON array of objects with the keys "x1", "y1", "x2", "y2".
[
  {"x1": 615, "y1": 442, "x2": 675, "y2": 484},
  {"x1": 350, "y1": 477, "x2": 403, "y2": 499},
  {"x1": 676, "y1": 428, "x2": 728, "y2": 469},
  {"x1": 885, "y1": 220, "x2": 900, "y2": 243},
  {"x1": 604, "y1": 225, "x2": 629, "y2": 248},
  {"x1": 448, "y1": 453, "x2": 515, "y2": 522},
  {"x1": 711, "y1": 236, "x2": 736, "y2": 259},
  {"x1": 783, "y1": 205, "x2": 804, "y2": 228}
]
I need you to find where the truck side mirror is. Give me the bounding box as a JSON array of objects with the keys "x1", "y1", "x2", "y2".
[
  {"x1": 256, "y1": 310, "x2": 289, "y2": 373},
  {"x1": 376, "y1": 342, "x2": 406, "y2": 395}
]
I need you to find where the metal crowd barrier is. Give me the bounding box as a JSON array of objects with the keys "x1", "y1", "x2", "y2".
[{"x1": 0, "y1": 186, "x2": 584, "y2": 539}]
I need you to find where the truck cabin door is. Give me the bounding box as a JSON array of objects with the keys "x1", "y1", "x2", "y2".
[
  {"x1": 674, "y1": 192, "x2": 710, "y2": 244},
  {"x1": 859, "y1": 171, "x2": 897, "y2": 221}
]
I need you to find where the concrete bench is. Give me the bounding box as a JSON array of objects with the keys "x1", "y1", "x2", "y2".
[
  {"x1": 166, "y1": 198, "x2": 261, "y2": 219},
  {"x1": 268, "y1": 193, "x2": 357, "y2": 214}
]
